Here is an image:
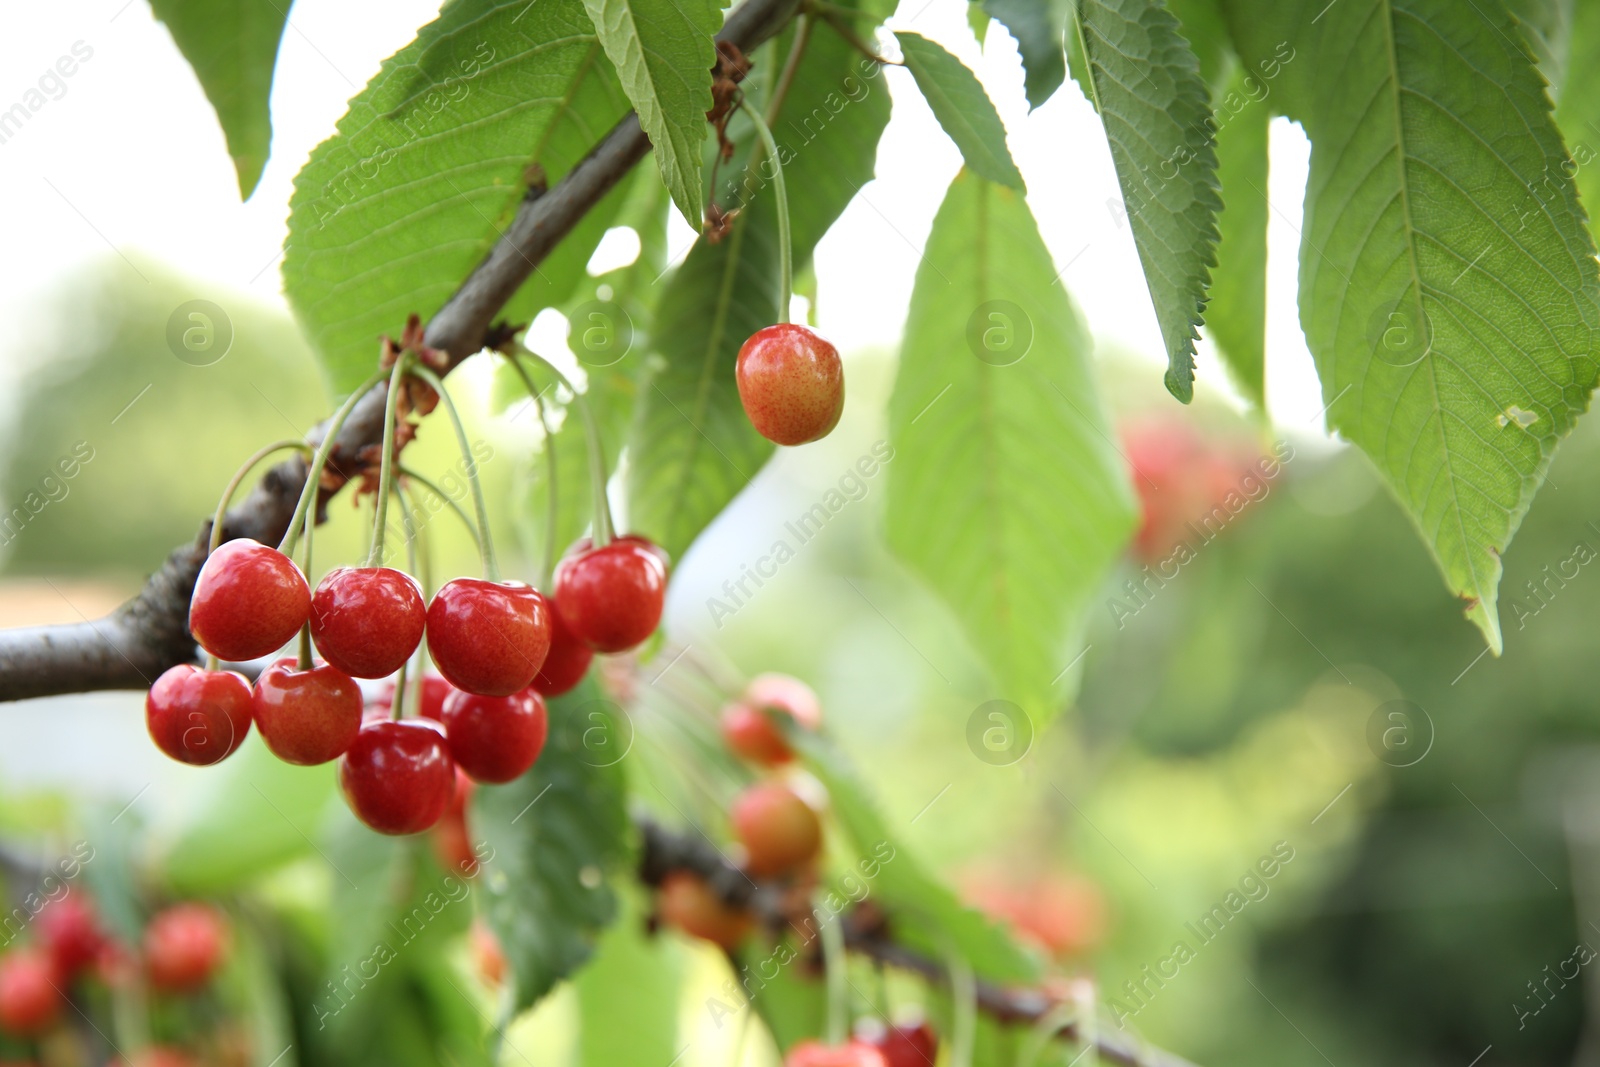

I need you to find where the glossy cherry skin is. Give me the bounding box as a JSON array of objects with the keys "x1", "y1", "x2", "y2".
[
  {"x1": 783, "y1": 1041, "x2": 887, "y2": 1067},
  {"x1": 188, "y1": 538, "x2": 310, "y2": 661},
  {"x1": 426, "y1": 579, "x2": 551, "y2": 696},
  {"x1": 440, "y1": 686, "x2": 549, "y2": 784},
  {"x1": 251, "y1": 659, "x2": 363, "y2": 765},
  {"x1": 657, "y1": 871, "x2": 754, "y2": 948},
  {"x1": 309, "y1": 566, "x2": 426, "y2": 678},
  {"x1": 859, "y1": 1022, "x2": 938, "y2": 1067},
  {"x1": 721, "y1": 673, "x2": 823, "y2": 764},
  {"x1": 144, "y1": 903, "x2": 227, "y2": 993},
  {"x1": 554, "y1": 539, "x2": 667, "y2": 653},
  {"x1": 431, "y1": 767, "x2": 479, "y2": 874},
  {"x1": 532, "y1": 609, "x2": 594, "y2": 697},
  {"x1": 736, "y1": 323, "x2": 844, "y2": 446},
  {"x1": 38, "y1": 894, "x2": 103, "y2": 979},
  {"x1": 732, "y1": 782, "x2": 823, "y2": 877},
  {"x1": 146, "y1": 665, "x2": 253, "y2": 766},
  {"x1": 339, "y1": 719, "x2": 456, "y2": 835}
]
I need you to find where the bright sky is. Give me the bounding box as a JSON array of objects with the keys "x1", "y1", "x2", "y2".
[{"x1": 0, "y1": 0, "x2": 1327, "y2": 426}]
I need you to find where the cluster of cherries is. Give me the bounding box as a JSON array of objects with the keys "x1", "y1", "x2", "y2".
[
  {"x1": 650, "y1": 675, "x2": 939, "y2": 1067},
  {"x1": 0, "y1": 894, "x2": 225, "y2": 1063},
  {"x1": 144, "y1": 526, "x2": 666, "y2": 836}
]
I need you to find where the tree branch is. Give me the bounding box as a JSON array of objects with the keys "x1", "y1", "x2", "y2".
[
  {"x1": 0, "y1": 0, "x2": 801, "y2": 703},
  {"x1": 635, "y1": 817, "x2": 1202, "y2": 1067}
]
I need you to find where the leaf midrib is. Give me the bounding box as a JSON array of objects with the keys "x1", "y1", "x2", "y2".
[
  {"x1": 972, "y1": 181, "x2": 1016, "y2": 671},
  {"x1": 1374, "y1": 0, "x2": 1483, "y2": 609}
]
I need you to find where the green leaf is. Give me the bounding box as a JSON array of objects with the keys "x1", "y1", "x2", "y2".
[
  {"x1": 583, "y1": 0, "x2": 721, "y2": 226},
  {"x1": 967, "y1": 1, "x2": 991, "y2": 45},
  {"x1": 886, "y1": 171, "x2": 1137, "y2": 722},
  {"x1": 1297, "y1": 0, "x2": 1600, "y2": 652},
  {"x1": 1204, "y1": 61, "x2": 1268, "y2": 408},
  {"x1": 1554, "y1": 0, "x2": 1600, "y2": 214},
  {"x1": 575, "y1": 888, "x2": 684, "y2": 1067},
  {"x1": 791, "y1": 728, "x2": 1040, "y2": 984},
  {"x1": 1506, "y1": 0, "x2": 1571, "y2": 97},
  {"x1": 628, "y1": 18, "x2": 891, "y2": 559},
  {"x1": 474, "y1": 679, "x2": 632, "y2": 1012},
  {"x1": 984, "y1": 0, "x2": 1068, "y2": 108},
  {"x1": 148, "y1": 0, "x2": 290, "y2": 198},
  {"x1": 1077, "y1": 0, "x2": 1222, "y2": 402},
  {"x1": 283, "y1": 0, "x2": 633, "y2": 392},
  {"x1": 894, "y1": 32, "x2": 1025, "y2": 190}
]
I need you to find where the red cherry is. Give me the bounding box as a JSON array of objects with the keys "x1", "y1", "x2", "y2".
[
  {"x1": 144, "y1": 904, "x2": 226, "y2": 993},
  {"x1": 553, "y1": 539, "x2": 666, "y2": 653},
  {"x1": 431, "y1": 768, "x2": 479, "y2": 874},
  {"x1": 426, "y1": 579, "x2": 551, "y2": 696},
  {"x1": 721, "y1": 673, "x2": 823, "y2": 764},
  {"x1": 532, "y1": 609, "x2": 594, "y2": 696},
  {"x1": 736, "y1": 323, "x2": 844, "y2": 446},
  {"x1": 127, "y1": 1049, "x2": 198, "y2": 1067},
  {"x1": 188, "y1": 538, "x2": 310, "y2": 661},
  {"x1": 784, "y1": 1040, "x2": 886, "y2": 1067},
  {"x1": 251, "y1": 658, "x2": 363, "y2": 765},
  {"x1": 439, "y1": 686, "x2": 549, "y2": 784},
  {"x1": 472, "y1": 920, "x2": 506, "y2": 987},
  {"x1": 370, "y1": 673, "x2": 458, "y2": 721},
  {"x1": 731, "y1": 782, "x2": 822, "y2": 877},
  {"x1": 339, "y1": 720, "x2": 456, "y2": 835},
  {"x1": 309, "y1": 566, "x2": 426, "y2": 678},
  {"x1": 145, "y1": 665, "x2": 253, "y2": 766},
  {"x1": 657, "y1": 871, "x2": 754, "y2": 948},
  {"x1": 38, "y1": 895, "x2": 102, "y2": 980},
  {"x1": 0, "y1": 948, "x2": 60, "y2": 1035},
  {"x1": 858, "y1": 1022, "x2": 938, "y2": 1067}
]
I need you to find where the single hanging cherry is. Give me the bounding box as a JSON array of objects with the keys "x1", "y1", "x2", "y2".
[
  {"x1": 553, "y1": 536, "x2": 667, "y2": 653},
  {"x1": 425, "y1": 578, "x2": 551, "y2": 696},
  {"x1": 736, "y1": 323, "x2": 845, "y2": 446},
  {"x1": 439, "y1": 685, "x2": 549, "y2": 783},
  {"x1": 146, "y1": 664, "x2": 253, "y2": 766},
  {"x1": 252, "y1": 658, "x2": 364, "y2": 765},
  {"x1": 339, "y1": 718, "x2": 456, "y2": 835},
  {"x1": 731, "y1": 781, "x2": 823, "y2": 877},
  {"x1": 533, "y1": 610, "x2": 594, "y2": 696},
  {"x1": 309, "y1": 566, "x2": 427, "y2": 678},
  {"x1": 188, "y1": 538, "x2": 311, "y2": 661}
]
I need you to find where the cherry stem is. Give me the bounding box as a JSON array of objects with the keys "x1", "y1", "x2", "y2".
[
  {"x1": 208, "y1": 440, "x2": 311, "y2": 555},
  {"x1": 391, "y1": 657, "x2": 408, "y2": 722},
  {"x1": 766, "y1": 15, "x2": 812, "y2": 126},
  {"x1": 739, "y1": 100, "x2": 793, "y2": 325},
  {"x1": 817, "y1": 893, "x2": 847, "y2": 1044},
  {"x1": 397, "y1": 466, "x2": 485, "y2": 558},
  {"x1": 512, "y1": 350, "x2": 614, "y2": 547},
  {"x1": 280, "y1": 367, "x2": 392, "y2": 557},
  {"x1": 948, "y1": 947, "x2": 977, "y2": 1067},
  {"x1": 396, "y1": 482, "x2": 430, "y2": 721},
  {"x1": 296, "y1": 498, "x2": 315, "y2": 671},
  {"x1": 410, "y1": 366, "x2": 499, "y2": 580},
  {"x1": 367, "y1": 354, "x2": 413, "y2": 569},
  {"x1": 504, "y1": 353, "x2": 564, "y2": 584}
]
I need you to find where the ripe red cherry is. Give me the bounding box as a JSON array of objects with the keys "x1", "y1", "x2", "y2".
[
  {"x1": 858, "y1": 1022, "x2": 938, "y2": 1067},
  {"x1": 426, "y1": 579, "x2": 551, "y2": 696},
  {"x1": 532, "y1": 610, "x2": 594, "y2": 696},
  {"x1": 309, "y1": 566, "x2": 426, "y2": 678},
  {"x1": 731, "y1": 782, "x2": 822, "y2": 877},
  {"x1": 188, "y1": 538, "x2": 310, "y2": 661},
  {"x1": 721, "y1": 673, "x2": 822, "y2": 764},
  {"x1": 736, "y1": 323, "x2": 844, "y2": 446},
  {"x1": 439, "y1": 686, "x2": 548, "y2": 783},
  {"x1": 251, "y1": 659, "x2": 363, "y2": 765},
  {"x1": 784, "y1": 1040, "x2": 886, "y2": 1067},
  {"x1": 431, "y1": 767, "x2": 479, "y2": 874},
  {"x1": 657, "y1": 871, "x2": 754, "y2": 948},
  {"x1": 144, "y1": 904, "x2": 226, "y2": 993},
  {"x1": 0, "y1": 948, "x2": 60, "y2": 1035},
  {"x1": 553, "y1": 538, "x2": 667, "y2": 653},
  {"x1": 38, "y1": 895, "x2": 103, "y2": 979},
  {"x1": 145, "y1": 665, "x2": 253, "y2": 766},
  {"x1": 339, "y1": 719, "x2": 456, "y2": 835}
]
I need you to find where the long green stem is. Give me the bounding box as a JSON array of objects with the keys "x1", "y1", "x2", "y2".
[
  {"x1": 396, "y1": 482, "x2": 431, "y2": 721},
  {"x1": 512, "y1": 350, "x2": 613, "y2": 546},
  {"x1": 817, "y1": 897, "x2": 847, "y2": 1045},
  {"x1": 367, "y1": 355, "x2": 413, "y2": 568},
  {"x1": 948, "y1": 948, "x2": 976, "y2": 1067},
  {"x1": 208, "y1": 440, "x2": 310, "y2": 554},
  {"x1": 411, "y1": 366, "x2": 498, "y2": 580},
  {"x1": 740, "y1": 100, "x2": 792, "y2": 325},
  {"x1": 279, "y1": 367, "x2": 391, "y2": 557},
  {"x1": 397, "y1": 466, "x2": 485, "y2": 556},
  {"x1": 503, "y1": 355, "x2": 563, "y2": 585}
]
